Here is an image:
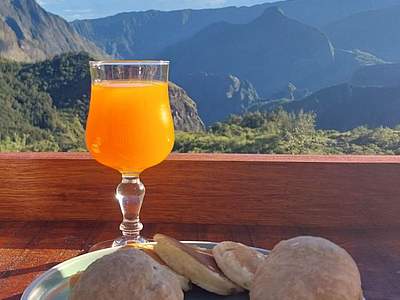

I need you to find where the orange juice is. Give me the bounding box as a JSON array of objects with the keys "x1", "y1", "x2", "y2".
[{"x1": 86, "y1": 81, "x2": 174, "y2": 174}]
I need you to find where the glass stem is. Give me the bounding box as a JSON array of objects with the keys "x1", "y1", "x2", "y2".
[{"x1": 113, "y1": 174, "x2": 145, "y2": 246}]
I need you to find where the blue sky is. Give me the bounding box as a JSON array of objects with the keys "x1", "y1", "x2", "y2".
[{"x1": 37, "y1": 0, "x2": 275, "y2": 21}]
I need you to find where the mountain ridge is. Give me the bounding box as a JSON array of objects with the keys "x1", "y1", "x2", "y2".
[
  {"x1": 71, "y1": 0, "x2": 400, "y2": 59},
  {"x1": 325, "y1": 5, "x2": 400, "y2": 61},
  {"x1": 282, "y1": 83, "x2": 400, "y2": 131},
  {"x1": 178, "y1": 73, "x2": 261, "y2": 125},
  {"x1": 351, "y1": 63, "x2": 400, "y2": 87},
  {"x1": 161, "y1": 7, "x2": 339, "y2": 99},
  {"x1": 0, "y1": 0, "x2": 105, "y2": 62}
]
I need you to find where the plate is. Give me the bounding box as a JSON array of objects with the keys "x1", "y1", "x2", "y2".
[{"x1": 22, "y1": 241, "x2": 269, "y2": 300}]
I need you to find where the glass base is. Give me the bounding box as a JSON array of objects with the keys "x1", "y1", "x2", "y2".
[
  {"x1": 88, "y1": 236, "x2": 149, "y2": 252},
  {"x1": 112, "y1": 235, "x2": 148, "y2": 247}
]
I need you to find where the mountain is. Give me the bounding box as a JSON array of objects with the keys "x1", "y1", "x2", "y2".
[
  {"x1": 296, "y1": 49, "x2": 386, "y2": 93},
  {"x1": 282, "y1": 83, "x2": 400, "y2": 131},
  {"x1": 0, "y1": 53, "x2": 204, "y2": 151},
  {"x1": 351, "y1": 63, "x2": 400, "y2": 87},
  {"x1": 162, "y1": 7, "x2": 335, "y2": 99},
  {"x1": 325, "y1": 5, "x2": 400, "y2": 62},
  {"x1": 178, "y1": 73, "x2": 261, "y2": 125},
  {"x1": 71, "y1": 6, "x2": 262, "y2": 59},
  {"x1": 168, "y1": 82, "x2": 205, "y2": 131},
  {"x1": 71, "y1": 0, "x2": 400, "y2": 59},
  {"x1": 265, "y1": 0, "x2": 400, "y2": 27},
  {"x1": 262, "y1": 59, "x2": 400, "y2": 131},
  {"x1": 0, "y1": 0, "x2": 104, "y2": 61},
  {"x1": 161, "y1": 8, "x2": 387, "y2": 121}
]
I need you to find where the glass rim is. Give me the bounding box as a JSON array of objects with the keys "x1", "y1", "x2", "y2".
[{"x1": 89, "y1": 60, "x2": 170, "y2": 66}]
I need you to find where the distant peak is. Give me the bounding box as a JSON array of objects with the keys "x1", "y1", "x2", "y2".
[
  {"x1": 10, "y1": 0, "x2": 40, "y2": 10},
  {"x1": 251, "y1": 6, "x2": 286, "y2": 24},
  {"x1": 12, "y1": 0, "x2": 36, "y2": 5},
  {"x1": 262, "y1": 6, "x2": 285, "y2": 18}
]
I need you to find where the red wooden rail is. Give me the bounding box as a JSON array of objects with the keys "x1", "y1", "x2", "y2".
[{"x1": 0, "y1": 153, "x2": 399, "y2": 227}]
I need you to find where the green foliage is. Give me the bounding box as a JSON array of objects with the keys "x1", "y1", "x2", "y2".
[
  {"x1": 0, "y1": 134, "x2": 60, "y2": 152},
  {"x1": 18, "y1": 52, "x2": 92, "y2": 124},
  {"x1": 0, "y1": 135, "x2": 29, "y2": 152},
  {"x1": 0, "y1": 53, "x2": 89, "y2": 152},
  {"x1": 174, "y1": 111, "x2": 400, "y2": 155}
]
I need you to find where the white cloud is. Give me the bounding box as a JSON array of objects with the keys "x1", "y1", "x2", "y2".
[
  {"x1": 63, "y1": 9, "x2": 93, "y2": 13},
  {"x1": 37, "y1": 0, "x2": 63, "y2": 5}
]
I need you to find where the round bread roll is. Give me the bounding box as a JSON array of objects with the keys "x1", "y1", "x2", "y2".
[
  {"x1": 153, "y1": 234, "x2": 243, "y2": 295},
  {"x1": 250, "y1": 236, "x2": 363, "y2": 300},
  {"x1": 212, "y1": 241, "x2": 265, "y2": 289},
  {"x1": 70, "y1": 248, "x2": 183, "y2": 300}
]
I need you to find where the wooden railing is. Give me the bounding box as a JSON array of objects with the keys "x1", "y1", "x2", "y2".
[
  {"x1": 0, "y1": 153, "x2": 400, "y2": 299},
  {"x1": 0, "y1": 153, "x2": 399, "y2": 227}
]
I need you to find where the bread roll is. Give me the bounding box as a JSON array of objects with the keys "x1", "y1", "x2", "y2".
[
  {"x1": 250, "y1": 236, "x2": 363, "y2": 300},
  {"x1": 153, "y1": 234, "x2": 243, "y2": 295},
  {"x1": 142, "y1": 247, "x2": 191, "y2": 291},
  {"x1": 70, "y1": 248, "x2": 183, "y2": 300},
  {"x1": 123, "y1": 243, "x2": 191, "y2": 291},
  {"x1": 213, "y1": 241, "x2": 265, "y2": 289}
]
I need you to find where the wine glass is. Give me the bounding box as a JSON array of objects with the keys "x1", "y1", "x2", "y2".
[{"x1": 86, "y1": 60, "x2": 174, "y2": 247}]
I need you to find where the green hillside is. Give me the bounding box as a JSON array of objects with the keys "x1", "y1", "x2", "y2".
[
  {"x1": 0, "y1": 54, "x2": 88, "y2": 151},
  {"x1": 0, "y1": 52, "x2": 204, "y2": 151}
]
